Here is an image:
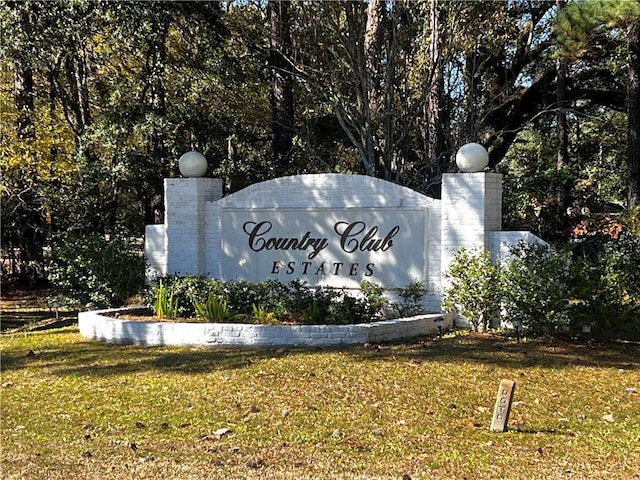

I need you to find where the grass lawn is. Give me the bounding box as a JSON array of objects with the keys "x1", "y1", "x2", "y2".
[{"x1": 1, "y1": 326, "x2": 639, "y2": 479}]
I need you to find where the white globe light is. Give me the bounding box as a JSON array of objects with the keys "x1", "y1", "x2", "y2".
[
  {"x1": 455, "y1": 143, "x2": 489, "y2": 173},
  {"x1": 178, "y1": 151, "x2": 208, "y2": 178}
]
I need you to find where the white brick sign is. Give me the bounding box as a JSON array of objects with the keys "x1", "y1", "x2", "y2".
[
  {"x1": 144, "y1": 172, "x2": 540, "y2": 312},
  {"x1": 221, "y1": 208, "x2": 428, "y2": 288}
]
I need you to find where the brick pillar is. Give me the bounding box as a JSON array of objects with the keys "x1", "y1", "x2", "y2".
[
  {"x1": 440, "y1": 173, "x2": 502, "y2": 277},
  {"x1": 164, "y1": 178, "x2": 223, "y2": 276}
]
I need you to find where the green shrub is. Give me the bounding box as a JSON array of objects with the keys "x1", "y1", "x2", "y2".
[
  {"x1": 48, "y1": 234, "x2": 145, "y2": 307},
  {"x1": 144, "y1": 277, "x2": 414, "y2": 325},
  {"x1": 442, "y1": 247, "x2": 500, "y2": 331},
  {"x1": 568, "y1": 231, "x2": 640, "y2": 340},
  {"x1": 359, "y1": 281, "x2": 389, "y2": 320},
  {"x1": 329, "y1": 293, "x2": 365, "y2": 325},
  {"x1": 500, "y1": 242, "x2": 572, "y2": 336},
  {"x1": 441, "y1": 234, "x2": 640, "y2": 340},
  {"x1": 290, "y1": 283, "x2": 337, "y2": 324},
  {"x1": 393, "y1": 280, "x2": 427, "y2": 316},
  {"x1": 300, "y1": 300, "x2": 325, "y2": 324}
]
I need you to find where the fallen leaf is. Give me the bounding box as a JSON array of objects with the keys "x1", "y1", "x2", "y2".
[
  {"x1": 602, "y1": 413, "x2": 615, "y2": 423},
  {"x1": 214, "y1": 427, "x2": 231, "y2": 438}
]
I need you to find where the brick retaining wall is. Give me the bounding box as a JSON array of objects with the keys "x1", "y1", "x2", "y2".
[{"x1": 79, "y1": 308, "x2": 453, "y2": 347}]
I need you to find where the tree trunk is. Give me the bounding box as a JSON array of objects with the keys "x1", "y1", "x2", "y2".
[
  {"x1": 269, "y1": 0, "x2": 295, "y2": 176},
  {"x1": 556, "y1": 0, "x2": 569, "y2": 210},
  {"x1": 146, "y1": 21, "x2": 169, "y2": 227},
  {"x1": 556, "y1": 57, "x2": 569, "y2": 171},
  {"x1": 363, "y1": 0, "x2": 382, "y2": 177},
  {"x1": 14, "y1": 6, "x2": 35, "y2": 140},
  {"x1": 425, "y1": 0, "x2": 445, "y2": 180},
  {"x1": 15, "y1": 61, "x2": 35, "y2": 140},
  {"x1": 628, "y1": 18, "x2": 640, "y2": 209}
]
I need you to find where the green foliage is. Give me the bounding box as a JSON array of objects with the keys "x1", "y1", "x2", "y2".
[
  {"x1": 328, "y1": 294, "x2": 366, "y2": 325},
  {"x1": 145, "y1": 275, "x2": 226, "y2": 318},
  {"x1": 358, "y1": 281, "x2": 389, "y2": 320},
  {"x1": 192, "y1": 293, "x2": 243, "y2": 323},
  {"x1": 287, "y1": 280, "x2": 337, "y2": 324},
  {"x1": 621, "y1": 206, "x2": 640, "y2": 237},
  {"x1": 145, "y1": 277, "x2": 398, "y2": 325},
  {"x1": 251, "y1": 304, "x2": 278, "y2": 324},
  {"x1": 300, "y1": 300, "x2": 325, "y2": 324},
  {"x1": 442, "y1": 248, "x2": 500, "y2": 331},
  {"x1": 568, "y1": 231, "x2": 640, "y2": 340},
  {"x1": 393, "y1": 280, "x2": 427, "y2": 316},
  {"x1": 153, "y1": 280, "x2": 179, "y2": 319},
  {"x1": 224, "y1": 280, "x2": 289, "y2": 319},
  {"x1": 500, "y1": 242, "x2": 572, "y2": 336},
  {"x1": 439, "y1": 236, "x2": 640, "y2": 341},
  {"x1": 499, "y1": 114, "x2": 629, "y2": 243},
  {"x1": 556, "y1": 0, "x2": 640, "y2": 55},
  {"x1": 47, "y1": 234, "x2": 145, "y2": 307}
]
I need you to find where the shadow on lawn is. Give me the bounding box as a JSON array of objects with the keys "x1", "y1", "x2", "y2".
[
  {"x1": 1, "y1": 333, "x2": 305, "y2": 376},
  {"x1": 351, "y1": 333, "x2": 640, "y2": 371},
  {"x1": 2, "y1": 330, "x2": 637, "y2": 377},
  {"x1": 1, "y1": 310, "x2": 58, "y2": 330}
]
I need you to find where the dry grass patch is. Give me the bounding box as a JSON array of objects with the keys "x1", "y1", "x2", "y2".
[{"x1": 1, "y1": 328, "x2": 639, "y2": 479}]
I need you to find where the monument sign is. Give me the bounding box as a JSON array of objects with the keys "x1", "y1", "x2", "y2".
[{"x1": 144, "y1": 146, "x2": 542, "y2": 312}]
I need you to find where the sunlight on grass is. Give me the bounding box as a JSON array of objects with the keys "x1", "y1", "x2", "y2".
[{"x1": 1, "y1": 328, "x2": 639, "y2": 479}]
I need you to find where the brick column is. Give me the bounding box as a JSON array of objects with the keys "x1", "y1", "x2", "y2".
[
  {"x1": 164, "y1": 178, "x2": 223, "y2": 276},
  {"x1": 440, "y1": 173, "x2": 502, "y2": 277}
]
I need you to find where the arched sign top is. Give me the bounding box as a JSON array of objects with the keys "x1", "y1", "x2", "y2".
[{"x1": 218, "y1": 173, "x2": 438, "y2": 210}]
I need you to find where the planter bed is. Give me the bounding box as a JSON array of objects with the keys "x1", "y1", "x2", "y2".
[{"x1": 78, "y1": 307, "x2": 453, "y2": 347}]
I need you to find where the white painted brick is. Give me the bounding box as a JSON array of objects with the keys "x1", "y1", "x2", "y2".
[{"x1": 145, "y1": 171, "x2": 540, "y2": 318}]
